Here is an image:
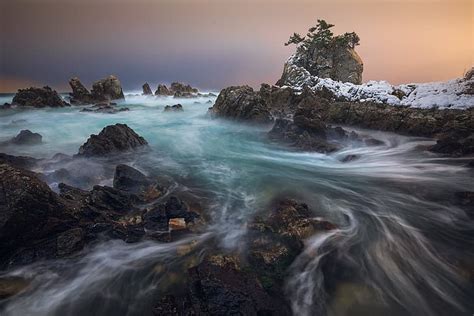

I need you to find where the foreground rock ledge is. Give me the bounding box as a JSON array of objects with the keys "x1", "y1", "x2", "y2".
[{"x1": 77, "y1": 123, "x2": 148, "y2": 157}]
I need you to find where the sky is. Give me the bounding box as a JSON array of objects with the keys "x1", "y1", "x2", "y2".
[{"x1": 0, "y1": 0, "x2": 472, "y2": 92}]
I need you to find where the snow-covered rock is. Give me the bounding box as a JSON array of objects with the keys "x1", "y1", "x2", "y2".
[{"x1": 281, "y1": 55, "x2": 473, "y2": 110}]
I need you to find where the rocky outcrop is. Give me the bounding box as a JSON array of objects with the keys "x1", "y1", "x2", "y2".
[
  {"x1": 154, "y1": 82, "x2": 199, "y2": 97},
  {"x1": 11, "y1": 86, "x2": 69, "y2": 108},
  {"x1": 0, "y1": 153, "x2": 39, "y2": 169},
  {"x1": 69, "y1": 77, "x2": 94, "y2": 105},
  {"x1": 209, "y1": 85, "x2": 273, "y2": 123},
  {"x1": 278, "y1": 21, "x2": 363, "y2": 86},
  {"x1": 69, "y1": 76, "x2": 125, "y2": 104},
  {"x1": 76, "y1": 124, "x2": 148, "y2": 157},
  {"x1": 91, "y1": 75, "x2": 125, "y2": 101},
  {"x1": 142, "y1": 83, "x2": 153, "y2": 95},
  {"x1": 155, "y1": 84, "x2": 172, "y2": 96},
  {"x1": 80, "y1": 102, "x2": 129, "y2": 114},
  {"x1": 163, "y1": 104, "x2": 183, "y2": 112},
  {"x1": 9, "y1": 130, "x2": 42, "y2": 145}
]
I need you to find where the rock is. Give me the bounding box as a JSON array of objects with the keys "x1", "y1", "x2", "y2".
[
  {"x1": 0, "y1": 153, "x2": 39, "y2": 169},
  {"x1": 429, "y1": 132, "x2": 474, "y2": 157},
  {"x1": 341, "y1": 154, "x2": 359, "y2": 162},
  {"x1": 268, "y1": 109, "x2": 344, "y2": 153},
  {"x1": 113, "y1": 164, "x2": 164, "y2": 201},
  {"x1": 90, "y1": 75, "x2": 125, "y2": 101},
  {"x1": 9, "y1": 130, "x2": 42, "y2": 145},
  {"x1": 364, "y1": 138, "x2": 385, "y2": 146},
  {"x1": 0, "y1": 276, "x2": 30, "y2": 299},
  {"x1": 80, "y1": 103, "x2": 129, "y2": 114},
  {"x1": 168, "y1": 218, "x2": 186, "y2": 231},
  {"x1": 76, "y1": 123, "x2": 148, "y2": 157},
  {"x1": 277, "y1": 23, "x2": 363, "y2": 85},
  {"x1": 56, "y1": 228, "x2": 84, "y2": 256},
  {"x1": 11, "y1": 86, "x2": 69, "y2": 108},
  {"x1": 69, "y1": 77, "x2": 94, "y2": 104},
  {"x1": 246, "y1": 199, "x2": 336, "y2": 289},
  {"x1": 170, "y1": 82, "x2": 198, "y2": 94},
  {"x1": 0, "y1": 164, "x2": 74, "y2": 263},
  {"x1": 143, "y1": 196, "x2": 199, "y2": 232},
  {"x1": 163, "y1": 104, "x2": 183, "y2": 112},
  {"x1": 155, "y1": 84, "x2": 172, "y2": 96},
  {"x1": 142, "y1": 83, "x2": 153, "y2": 95},
  {"x1": 210, "y1": 85, "x2": 273, "y2": 123},
  {"x1": 155, "y1": 255, "x2": 290, "y2": 315}
]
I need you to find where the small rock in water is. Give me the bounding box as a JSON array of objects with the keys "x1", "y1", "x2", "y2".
[
  {"x1": 10, "y1": 130, "x2": 42, "y2": 145},
  {"x1": 163, "y1": 104, "x2": 184, "y2": 112},
  {"x1": 341, "y1": 154, "x2": 360, "y2": 162}
]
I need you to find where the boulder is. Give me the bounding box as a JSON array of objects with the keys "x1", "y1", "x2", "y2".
[
  {"x1": 163, "y1": 104, "x2": 183, "y2": 112},
  {"x1": 210, "y1": 86, "x2": 273, "y2": 123},
  {"x1": 155, "y1": 84, "x2": 172, "y2": 96},
  {"x1": 11, "y1": 86, "x2": 69, "y2": 108},
  {"x1": 76, "y1": 124, "x2": 148, "y2": 157},
  {"x1": 9, "y1": 130, "x2": 42, "y2": 145},
  {"x1": 0, "y1": 164, "x2": 74, "y2": 262},
  {"x1": 143, "y1": 196, "x2": 200, "y2": 231},
  {"x1": 142, "y1": 83, "x2": 153, "y2": 95},
  {"x1": 90, "y1": 75, "x2": 125, "y2": 101},
  {"x1": 69, "y1": 77, "x2": 94, "y2": 104}
]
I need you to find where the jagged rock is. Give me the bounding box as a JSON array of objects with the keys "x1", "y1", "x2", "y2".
[
  {"x1": 430, "y1": 131, "x2": 474, "y2": 157},
  {"x1": 9, "y1": 130, "x2": 42, "y2": 145},
  {"x1": 11, "y1": 86, "x2": 69, "y2": 108},
  {"x1": 142, "y1": 83, "x2": 153, "y2": 95},
  {"x1": 170, "y1": 82, "x2": 198, "y2": 94},
  {"x1": 69, "y1": 77, "x2": 94, "y2": 104},
  {"x1": 210, "y1": 86, "x2": 273, "y2": 123},
  {"x1": 76, "y1": 124, "x2": 148, "y2": 157},
  {"x1": 155, "y1": 84, "x2": 172, "y2": 96},
  {"x1": 163, "y1": 104, "x2": 183, "y2": 112},
  {"x1": 90, "y1": 75, "x2": 125, "y2": 101}
]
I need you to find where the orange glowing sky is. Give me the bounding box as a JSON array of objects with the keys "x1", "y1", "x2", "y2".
[{"x1": 0, "y1": 0, "x2": 472, "y2": 92}]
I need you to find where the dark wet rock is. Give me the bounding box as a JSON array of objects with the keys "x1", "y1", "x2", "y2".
[
  {"x1": 9, "y1": 130, "x2": 42, "y2": 145},
  {"x1": 209, "y1": 85, "x2": 273, "y2": 123},
  {"x1": 90, "y1": 75, "x2": 125, "y2": 101},
  {"x1": 467, "y1": 160, "x2": 474, "y2": 168},
  {"x1": 0, "y1": 276, "x2": 30, "y2": 299},
  {"x1": 113, "y1": 164, "x2": 165, "y2": 202},
  {"x1": 69, "y1": 77, "x2": 94, "y2": 105},
  {"x1": 0, "y1": 164, "x2": 75, "y2": 264},
  {"x1": 364, "y1": 138, "x2": 385, "y2": 146},
  {"x1": 246, "y1": 199, "x2": 336, "y2": 289},
  {"x1": 142, "y1": 83, "x2": 153, "y2": 95},
  {"x1": 429, "y1": 132, "x2": 474, "y2": 157},
  {"x1": 56, "y1": 228, "x2": 84, "y2": 256},
  {"x1": 0, "y1": 153, "x2": 39, "y2": 169},
  {"x1": 76, "y1": 123, "x2": 148, "y2": 157},
  {"x1": 1, "y1": 103, "x2": 12, "y2": 109},
  {"x1": 155, "y1": 84, "x2": 172, "y2": 96},
  {"x1": 341, "y1": 154, "x2": 360, "y2": 162},
  {"x1": 154, "y1": 255, "x2": 290, "y2": 315},
  {"x1": 80, "y1": 103, "x2": 129, "y2": 114},
  {"x1": 11, "y1": 86, "x2": 69, "y2": 108},
  {"x1": 143, "y1": 196, "x2": 200, "y2": 232},
  {"x1": 163, "y1": 104, "x2": 183, "y2": 112},
  {"x1": 206, "y1": 100, "x2": 213, "y2": 104}
]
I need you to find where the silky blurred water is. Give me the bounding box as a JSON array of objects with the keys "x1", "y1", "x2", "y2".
[{"x1": 0, "y1": 93, "x2": 473, "y2": 316}]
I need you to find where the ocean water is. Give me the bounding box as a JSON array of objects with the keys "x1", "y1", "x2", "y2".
[{"x1": 0, "y1": 93, "x2": 473, "y2": 316}]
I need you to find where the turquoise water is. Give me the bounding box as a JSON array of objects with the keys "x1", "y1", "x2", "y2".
[{"x1": 0, "y1": 93, "x2": 473, "y2": 315}]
